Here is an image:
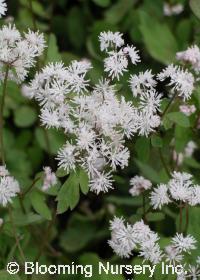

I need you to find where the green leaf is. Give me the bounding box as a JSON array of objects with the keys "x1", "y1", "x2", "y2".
[
  {"x1": 139, "y1": 11, "x2": 178, "y2": 64},
  {"x1": 30, "y1": 191, "x2": 52, "y2": 220},
  {"x1": 188, "y1": 207, "x2": 200, "y2": 260},
  {"x1": 135, "y1": 159, "x2": 161, "y2": 183},
  {"x1": 60, "y1": 214, "x2": 97, "y2": 253},
  {"x1": 146, "y1": 212, "x2": 165, "y2": 222},
  {"x1": 78, "y1": 168, "x2": 89, "y2": 194},
  {"x1": 151, "y1": 135, "x2": 163, "y2": 148},
  {"x1": 46, "y1": 33, "x2": 61, "y2": 63},
  {"x1": 14, "y1": 106, "x2": 37, "y2": 127},
  {"x1": 190, "y1": 0, "x2": 200, "y2": 20},
  {"x1": 166, "y1": 112, "x2": 190, "y2": 127},
  {"x1": 57, "y1": 173, "x2": 80, "y2": 213},
  {"x1": 135, "y1": 137, "x2": 150, "y2": 162},
  {"x1": 12, "y1": 212, "x2": 43, "y2": 226},
  {"x1": 105, "y1": 0, "x2": 134, "y2": 24}
]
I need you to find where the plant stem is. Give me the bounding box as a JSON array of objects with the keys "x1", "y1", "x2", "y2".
[
  {"x1": 8, "y1": 205, "x2": 26, "y2": 262},
  {"x1": 159, "y1": 148, "x2": 171, "y2": 177},
  {"x1": 34, "y1": 209, "x2": 57, "y2": 262},
  {"x1": 179, "y1": 202, "x2": 183, "y2": 233},
  {"x1": 22, "y1": 177, "x2": 41, "y2": 197},
  {"x1": 161, "y1": 91, "x2": 178, "y2": 119},
  {"x1": 184, "y1": 204, "x2": 189, "y2": 235},
  {"x1": 0, "y1": 65, "x2": 9, "y2": 165}
]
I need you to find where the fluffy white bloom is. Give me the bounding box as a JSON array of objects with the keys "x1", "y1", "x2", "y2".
[
  {"x1": 42, "y1": 167, "x2": 57, "y2": 191},
  {"x1": 29, "y1": 31, "x2": 161, "y2": 194},
  {"x1": 0, "y1": 174, "x2": 20, "y2": 206},
  {"x1": 109, "y1": 218, "x2": 162, "y2": 262},
  {"x1": 129, "y1": 70, "x2": 157, "y2": 97},
  {"x1": 179, "y1": 104, "x2": 196, "y2": 116},
  {"x1": 99, "y1": 31, "x2": 124, "y2": 51},
  {"x1": 157, "y1": 64, "x2": 194, "y2": 100},
  {"x1": 89, "y1": 172, "x2": 113, "y2": 194},
  {"x1": 171, "y1": 234, "x2": 197, "y2": 253},
  {"x1": 176, "y1": 45, "x2": 200, "y2": 73},
  {"x1": 139, "y1": 240, "x2": 163, "y2": 264},
  {"x1": 169, "y1": 172, "x2": 194, "y2": 203},
  {"x1": 104, "y1": 50, "x2": 128, "y2": 80},
  {"x1": 129, "y1": 176, "x2": 152, "y2": 196},
  {"x1": 0, "y1": 0, "x2": 7, "y2": 18},
  {"x1": 0, "y1": 24, "x2": 45, "y2": 83},
  {"x1": 165, "y1": 245, "x2": 183, "y2": 265},
  {"x1": 163, "y1": 3, "x2": 184, "y2": 16},
  {"x1": 123, "y1": 45, "x2": 140, "y2": 65},
  {"x1": 56, "y1": 142, "x2": 79, "y2": 173},
  {"x1": 150, "y1": 184, "x2": 171, "y2": 209}
]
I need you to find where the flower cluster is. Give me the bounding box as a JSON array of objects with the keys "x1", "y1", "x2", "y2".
[
  {"x1": 176, "y1": 45, "x2": 200, "y2": 73},
  {"x1": 150, "y1": 172, "x2": 200, "y2": 209},
  {"x1": 99, "y1": 31, "x2": 140, "y2": 80},
  {"x1": 26, "y1": 32, "x2": 162, "y2": 194},
  {"x1": 0, "y1": 166, "x2": 20, "y2": 206},
  {"x1": 108, "y1": 217, "x2": 162, "y2": 263},
  {"x1": 157, "y1": 64, "x2": 195, "y2": 100},
  {"x1": 129, "y1": 175, "x2": 152, "y2": 197},
  {"x1": 0, "y1": 24, "x2": 45, "y2": 83},
  {"x1": 109, "y1": 217, "x2": 200, "y2": 278}
]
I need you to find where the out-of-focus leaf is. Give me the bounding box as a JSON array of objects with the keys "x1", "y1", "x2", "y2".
[
  {"x1": 0, "y1": 271, "x2": 21, "y2": 280},
  {"x1": 30, "y1": 191, "x2": 52, "y2": 220},
  {"x1": 167, "y1": 112, "x2": 190, "y2": 128},
  {"x1": 139, "y1": 11, "x2": 178, "y2": 64},
  {"x1": 190, "y1": 0, "x2": 200, "y2": 20},
  {"x1": 105, "y1": 0, "x2": 135, "y2": 24},
  {"x1": 60, "y1": 214, "x2": 97, "y2": 253},
  {"x1": 135, "y1": 137, "x2": 150, "y2": 162},
  {"x1": 78, "y1": 168, "x2": 89, "y2": 195},
  {"x1": 135, "y1": 159, "x2": 161, "y2": 183},
  {"x1": 151, "y1": 135, "x2": 163, "y2": 148},
  {"x1": 46, "y1": 33, "x2": 61, "y2": 63},
  {"x1": 14, "y1": 106, "x2": 37, "y2": 127}
]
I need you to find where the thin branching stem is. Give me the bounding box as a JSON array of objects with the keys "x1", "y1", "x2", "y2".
[{"x1": 0, "y1": 65, "x2": 9, "y2": 165}]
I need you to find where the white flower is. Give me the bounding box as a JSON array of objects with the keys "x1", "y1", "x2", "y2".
[
  {"x1": 42, "y1": 167, "x2": 57, "y2": 191},
  {"x1": 0, "y1": 24, "x2": 45, "y2": 83},
  {"x1": 0, "y1": 165, "x2": 9, "y2": 176},
  {"x1": 171, "y1": 233, "x2": 197, "y2": 253},
  {"x1": 129, "y1": 176, "x2": 152, "y2": 197},
  {"x1": 129, "y1": 70, "x2": 157, "y2": 97},
  {"x1": 0, "y1": 175, "x2": 20, "y2": 206},
  {"x1": 168, "y1": 172, "x2": 194, "y2": 203},
  {"x1": 123, "y1": 45, "x2": 140, "y2": 65},
  {"x1": 176, "y1": 45, "x2": 200, "y2": 73},
  {"x1": 163, "y1": 3, "x2": 184, "y2": 16},
  {"x1": 0, "y1": 0, "x2": 7, "y2": 18},
  {"x1": 99, "y1": 31, "x2": 124, "y2": 51},
  {"x1": 184, "y1": 141, "x2": 197, "y2": 158},
  {"x1": 157, "y1": 64, "x2": 194, "y2": 100},
  {"x1": 150, "y1": 184, "x2": 171, "y2": 209},
  {"x1": 56, "y1": 142, "x2": 79, "y2": 173},
  {"x1": 140, "y1": 240, "x2": 163, "y2": 264},
  {"x1": 108, "y1": 217, "x2": 138, "y2": 258},
  {"x1": 139, "y1": 89, "x2": 162, "y2": 115},
  {"x1": 104, "y1": 49, "x2": 128, "y2": 80},
  {"x1": 179, "y1": 105, "x2": 196, "y2": 116},
  {"x1": 89, "y1": 172, "x2": 113, "y2": 194},
  {"x1": 137, "y1": 112, "x2": 161, "y2": 137},
  {"x1": 165, "y1": 245, "x2": 183, "y2": 265}
]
